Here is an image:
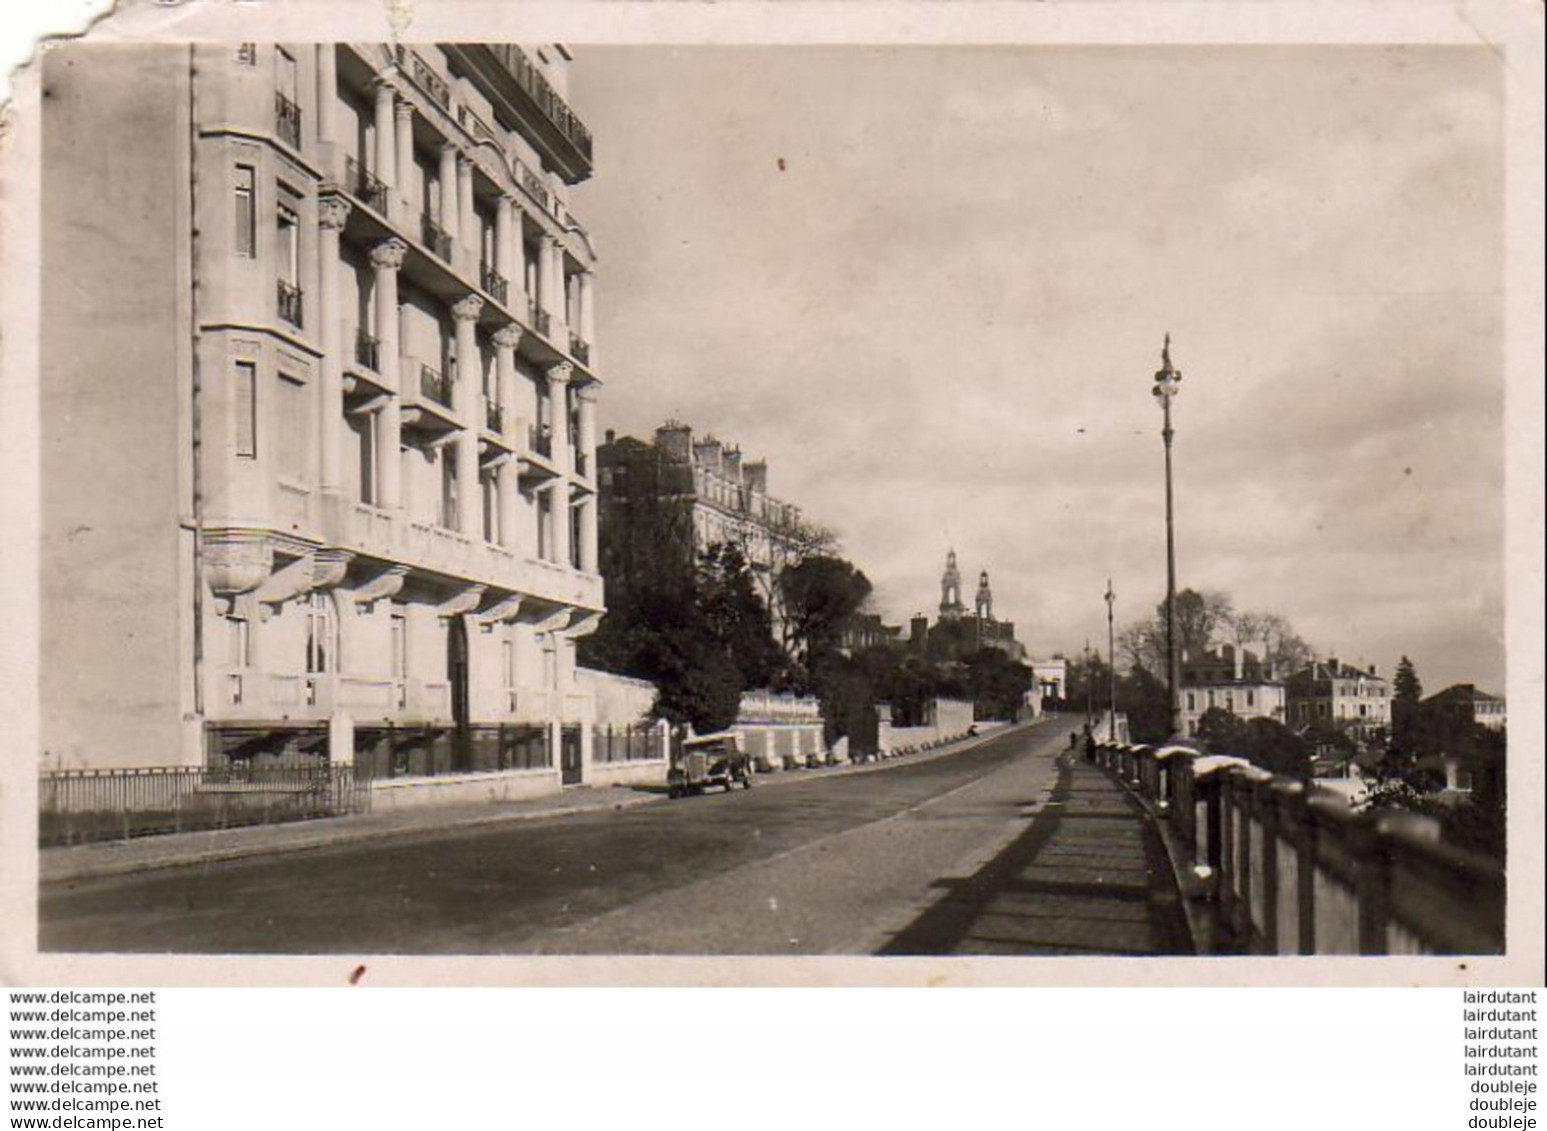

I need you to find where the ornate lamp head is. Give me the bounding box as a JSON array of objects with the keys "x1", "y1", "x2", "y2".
[{"x1": 1152, "y1": 332, "x2": 1182, "y2": 406}]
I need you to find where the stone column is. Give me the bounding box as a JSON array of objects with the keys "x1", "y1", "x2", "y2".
[
  {"x1": 549, "y1": 239, "x2": 569, "y2": 342},
  {"x1": 577, "y1": 495, "x2": 597, "y2": 574},
  {"x1": 451, "y1": 294, "x2": 484, "y2": 539},
  {"x1": 575, "y1": 382, "x2": 597, "y2": 478},
  {"x1": 536, "y1": 232, "x2": 558, "y2": 337},
  {"x1": 545, "y1": 361, "x2": 573, "y2": 474},
  {"x1": 457, "y1": 156, "x2": 478, "y2": 268},
  {"x1": 370, "y1": 238, "x2": 408, "y2": 510},
  {"x1": 372, "y1": 79, "x2": 396, "y2": 191},
  {"x1": 316, "y1": 44, "x2": 337, "y2": 146},
  {"x1": 492, "y1": 325, "x2": 522, "y2": 550},
  {"x1": 394, "y1": 101, "x2": 415, "y2": 219},
  {"x1": 494, "y1": 194, "x2": 516, "y2": 301},
  {"x1": 578, "y1": 271, "x2": 596, "y2": 367},
  {"x1": 438, "y1": 143, "x2": 459, "y2": 254},
  {"x1": 317, "y1": 194, "x2": 351, "y2": 492}
]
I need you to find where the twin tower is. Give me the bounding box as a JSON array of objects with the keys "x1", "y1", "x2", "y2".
[{"x1": 939, "y1": 550, "x2": 994, "y2": 622}]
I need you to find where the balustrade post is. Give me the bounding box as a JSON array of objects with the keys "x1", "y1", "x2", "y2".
[
  {"x1": 1257, "y1": 778, "x2": 1280, "y2": 954},
  {"x1": 1355, "y1": 820, "x2": 1393, "y2": 955}
]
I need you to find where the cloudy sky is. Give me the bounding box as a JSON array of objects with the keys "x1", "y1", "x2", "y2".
[{"x1": 565, "y1": 45, "x2": 1504, "y2": 693}]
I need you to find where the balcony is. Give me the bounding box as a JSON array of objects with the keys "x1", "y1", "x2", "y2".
[
  {"x1": 355, "y1": 328, "x2": 381, "y2": 373},
  {"x1": 344, "y1": 156, "x2": 389, "y2": 214},
  {"x1": 275, "y1": 92, "x2": 302, "y2": 149},
  {"x1": 420, "y1": 213, "x2": 453, "y2": 262},
  {"x1": 528, "y1": 423, "x2": 553, "y2": 459},
  {"x1": 568, "y1": 332, "x2": 590, "y2": 366},
  {"x1": 398, "y1": 46, "x2": 451, "y2": 110},
  {"x1": 277, "y1": 280, "x2": 304, "y2": 329},
  {"x1": 446, "y1": 45, "x2": 594, "y2": 184},
  {"x1": 480, "y1": 262, "x2": 509, "y2": 306},
  {"x1": 484, "y1": 399, "x2": 505, "y2": 435},
  {"x1": 533, "y1": 307, "x2": 551, "y2": 340},
  {"x1": 419, "y1": 363, "x2": 454, "y2": 409},
  {"x1": 519, "y1": 164, "x2": 550, "y2": 210}
]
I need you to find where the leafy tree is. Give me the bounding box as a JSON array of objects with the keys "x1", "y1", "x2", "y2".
[
  {"x1": 960, "y1": 649, "x2": 1035, "y2": 721},
  {"x1": 697, "y1": 542, "x2": 784, "y2": 691},
  {"x1": 1228, "y1": 611, "x2": 1313, "y2": 675},
  {"x1": 779, "y1": 555, "x2": 873, "y2": 678},
  {"x1": 1118, "y1": 665, "x2": 1172, "y2": 744}
]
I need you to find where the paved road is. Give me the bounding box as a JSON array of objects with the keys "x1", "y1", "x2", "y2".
[{"x1": 40, "y1": 721, "x2": 1074, "y2": 955}]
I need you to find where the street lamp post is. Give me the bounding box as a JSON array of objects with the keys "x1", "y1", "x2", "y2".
[
  {"x1": 1105, "y1": 578, "x2": 1117, "y2": 741},
  {"x1": 1152, "y1": 335, "x2": 1183, "y2": 739},
  {"x1": 1084, "y1": 639, "x2": 1093, "y2": 725}
]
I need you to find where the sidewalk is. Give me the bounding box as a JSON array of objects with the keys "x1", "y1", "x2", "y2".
[
  {"x1": 41, "y1": 725, "x2": 1024, "y2": 885},
  {"x1": 877, "y1": 750, "x2": 1194, "y2": 956}
]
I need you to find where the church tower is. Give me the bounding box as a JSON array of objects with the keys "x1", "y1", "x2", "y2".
[
  {"x1": 975, "y1": 570, "x2": 994, "y2": 621},
  {"x1": 939, "y1": 550, "x2": 965, "y2": 619}
]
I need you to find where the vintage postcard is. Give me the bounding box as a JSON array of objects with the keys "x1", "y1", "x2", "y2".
[{"x1": 1, "y1": 0, "x2": 1541, "y2": 987}]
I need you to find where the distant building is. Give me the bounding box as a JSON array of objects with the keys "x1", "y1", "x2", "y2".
[
  {"x1": 839, "y1": 612, "x2": 905, "y2": 655},
  {"x1": 1285, "y1": 659, "x2": 1391, "y2": 740},
  {"x1": 1422, "y1": 684, "x2": 1507, "y2": 732},
  {"x1": 1180, "y1": 641, "x2": 1286, "y2": 737},
  {"x1": 596, "y1": 421, "x2": 817, "y2": 576},
  {"x1": 917, "y1": 552, "x2": 1027, "y2": 662}
]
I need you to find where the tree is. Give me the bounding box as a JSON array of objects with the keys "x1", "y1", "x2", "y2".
[
  {"x1": 779, "y1": 555, "x2": 873, "y2": 678},
  {"x1": 1391, "y1": 655, "x2": 1423, "y2": 749},
  {"x1": 1228, "y1": 610, "x2": 1313, "y2": 675},
  {"x1": 696, "y1": 542, "x2": 784, "y2": 691},
  {"x1": 960, "y1": 649, "x2": 1035, "y2": 721}
]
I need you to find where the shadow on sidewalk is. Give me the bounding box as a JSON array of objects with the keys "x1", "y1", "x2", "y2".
[{"x1": 876, "y1": 755, "x2": 1195, "y2": 957}]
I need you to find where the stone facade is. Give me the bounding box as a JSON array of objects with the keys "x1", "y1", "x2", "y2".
[
  {"x1": 1284, "y1": 659, "x2": 1392, "y2": 740},
  {"x1": 1179, "y1": 641, "x2": 1287, "y2": 737},
  {"x1": 40, "y1": 43, "x2": 607, "y2": 795}
]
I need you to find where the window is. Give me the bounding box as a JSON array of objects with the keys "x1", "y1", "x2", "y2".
[
  {"x1": 304, "y1": 592, "x2": 333, "y2": 674},
  {"x1": 1246, "y1": 690, "x2": 1255, "y2": 708},
  {"x1": 440, "y1": 454, "x2": 458, "y2": 530},
  {"x1": 233, "y1": 361, "x2": 257, "y2": 457},
  {"x1": 236, "y1": 43, "x2": 258, "y2": 66},
  {"x1": 1186, "y1": 692, "x2": 1195, "y2": 711},
  {"x1": 481, "y1": 472, "x2": 497, "y2": 543},
  {"x1": 274, "y1": 48, "x2": 298, "y2": 102},
  {"x1": 234, "y1": 166, "x2": 256, "y2": 258},
  {"x1": 277, "y1": 205, "x2": 300, "y2": 285},
  {"x1": 275, "y1": 374, "x2": 307, "y2": 481},
  {"x1": 357, "y1": 414, "x2": 376, "y2": 505},
  {"x1": 537, "y1": 490, "x2": 553, "y2": 560}
]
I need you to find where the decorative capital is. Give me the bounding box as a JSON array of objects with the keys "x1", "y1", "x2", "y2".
[
  {"x1": 319, "y1": 193, "x2": 352, "y2": 231},
  {"x1": 370, "y1": 237, "x2": 408, "y2": 271},
  {"x1": 452, "y1": 294, "x2": 485, "y2": 323},
  {"x1": 394, "y1": 100, "x2": 415, "y2": 122},
  {"x1": 371, "y1": 75, "x2": 399, "y2": 99},
  {"x1": 492, "y1": 324, "x2": 524, "y2": 351},
  {"x1": 575, "y1": 382, "x2": 599, "y2": 405},
  {"x1": 545, "y1": 361, "x2": 574, "y2": 387}
]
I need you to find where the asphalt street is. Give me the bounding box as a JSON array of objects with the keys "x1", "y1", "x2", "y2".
[{"x1": 40, "y1": 719, "x2": 1083, "y2": 955}]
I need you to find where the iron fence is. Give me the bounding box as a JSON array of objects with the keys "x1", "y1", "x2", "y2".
[
  {"x1": 345, "y1": 155, "x2": 389, "y2": 214},
  {"x1": 276, "y1": 280, "x2": 304, "y2": 329},
  {"x1": 40, "y1": 763, "x2": 368, "y2": 847},
  {"x1": 592, "y1": 723, "x2": 664, "y2": 764},
  {"x1": 420, "y1": 213, "x2": 453, "y2": 262}
]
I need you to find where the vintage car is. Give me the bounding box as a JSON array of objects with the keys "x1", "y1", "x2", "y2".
[{"x1": 667, "y1": 731, "x2": 754, "y2": 798}]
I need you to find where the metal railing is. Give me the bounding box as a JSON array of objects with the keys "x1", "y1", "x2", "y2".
[
  {"x1": 419, "y1": 363, "x2": 453, "y2": 408},
  {"x1": 568, "y1": 332, "x2": 590, "y2": 365},
  {"x1": 39, "y1": 763, "x2": 368, "y2": 847},
  {"x1": 355, "y1": 723, "x2": 552, "y2": 780},
  {"x1": 1091, "y1": 741, "x2": 1504, "y2": 955},
  {"x1": 355, "y1": 328, "x2": 381, "y2": 372},
  {"x1": 344, "y1": 155, "x2": 389, "y2": 214},
  {"x1": 528, "y1": 423, "x2": 553, "y2": 458},
  {"x1": 276, "y1": 280, "x2": 304, "y2": 328},
  {"x1": 483, "y1": 44, "x2": 594, "y2": 161},
  {"x1": 480, "y1": 262, "x2": 509, "y2": 305},
  {"x1": 274, "y1": 92, "x2": 302, "y2": 149},
  {"x1": 534, "y1": 308, "x2": 551, "y2": 339},
  {"x1": 591, "y1": 724, "x2": 665, "y2": 765},
  {"x1": 484, "y1": 398, "x2": 504, "y2": 434},
  {"x1": 420, "y1": 213, "x2": 453, "y2": 261}
]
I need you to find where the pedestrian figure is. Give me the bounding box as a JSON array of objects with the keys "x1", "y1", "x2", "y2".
[{"x1": 1085, "y1": 731, "x2": 1098, "y2": 762}]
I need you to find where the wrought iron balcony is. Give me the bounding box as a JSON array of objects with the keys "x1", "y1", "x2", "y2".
[
  {"x1": 275, "y1": 92, "x2": 302, "y2": 149},
  {"x1": 528, "y1": 423, "x2": 553, "y2": 458},
  {"x1": 344, "y1": 156, "x2": 389, "y2": 214},
  {"x1": 482, "y1": 45, "x2": 593, "y2": 161},
  {"x1": 534, "y1": 308, "x2": 551, "y2": 339},
  {"x1": 480, "y1": 262, "x2": 509, "y2": 306},
  {"x1": 355, "y1": 328, "x2": 381, "y2": 372},
  {"x1": 484, "y1": 399, "x2": 505, "y2": 435},
  {"x1": 420, "y1": 213, "x2": 453, "y2": 262},
  {"x1": 277, "y1": 280, "x2": 304, "y2": 329},
  {"x1": 568, "y1": 332, "x2": 590, "y2": 366},
  {"x1": 420, "y1": 363, "x2": 454, "y2": 408}
]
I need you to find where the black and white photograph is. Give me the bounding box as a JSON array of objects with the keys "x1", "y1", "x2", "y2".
[{"x1": 2, "y1": 2, "x2": 1541, "y2": 984}]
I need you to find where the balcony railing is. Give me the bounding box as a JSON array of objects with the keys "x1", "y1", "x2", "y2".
[
  {"x1": 275, "y1": 92, "x2": 302, "y2": 149},
  {"x1": 480, "y1": 262, "x2": 509, "y2": 306},
  {"x1": 276, "y1": 280, "x2": 304, "y2": 328},
  {"x1": 355, "y1": 328, "x2": 381, "y2": 372},
  {"x1": 419, "y1": 363, "x2": 454, "y2": 408},
  {"x1": 344, "y1": 155, "x2": 389, "y2": 214},
  {"x1": 483, "y1": 44, "x2": 594, "y2": 161},
  {"x1": 484, "y1": 399, "x2": 504, "y2": 434},
  {"x1": 534, "y1": 308, "x2": 551, "y2": 339},
  {"x1": 421, "y1": 213, "x2": 453, "y2": 262},
  {"x1": 568, "y1": 332, "x2": 590, "y2": 365},
  {"x1": 399, "y1": 47, "x2": 451, "y2": 109},
  {"x1": 528, "y1": 423, "x2": 553, "y2": 458}
]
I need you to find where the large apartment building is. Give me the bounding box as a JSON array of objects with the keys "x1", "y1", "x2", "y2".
[{"x1": 41, "y1": 42, "x2": 606, "y2": 792}]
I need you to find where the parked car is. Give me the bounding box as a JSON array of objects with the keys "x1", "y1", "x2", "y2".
[{"x1": 667, "y1": 731, "x2": 754, "y2": 798}]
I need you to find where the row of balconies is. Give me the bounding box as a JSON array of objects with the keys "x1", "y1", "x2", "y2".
[{"x1": 218, "y1": 667, "x2": 583, "y2": 727}]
